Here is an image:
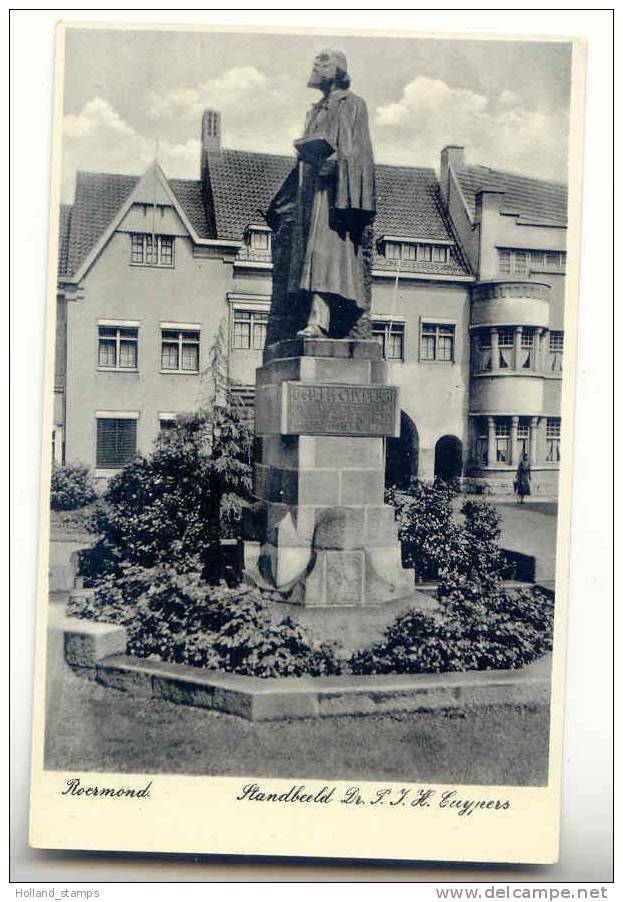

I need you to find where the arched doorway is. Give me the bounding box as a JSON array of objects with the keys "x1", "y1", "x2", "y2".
[
  {"x1": 434, "y1": 435, "x2": 463, "y2": 483},
  {"x1": 385, "y1": 411, "x2": 419, "y2": 488}
]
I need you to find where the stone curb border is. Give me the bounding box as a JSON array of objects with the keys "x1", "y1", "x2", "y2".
[{"x1": 58, "y1": 617, "x2": 551, "y2": 722}]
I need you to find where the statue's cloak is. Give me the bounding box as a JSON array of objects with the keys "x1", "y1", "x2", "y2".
[{"x1": 265, "y1": 89, "x2": 376, "y2": 348}]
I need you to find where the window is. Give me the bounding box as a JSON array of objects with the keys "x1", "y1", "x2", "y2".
[
  {"x1": 420, "y1": 323, "x2": 455, "y2": 362},
  {"x1": 474, "y1": 330, "x2": 492, "y2": 372},
  {"x1": 549, "y1": 330, "x2": 564, "y2": 372},
  {"x1": 546, "y1": 417, "x2": 561, "y2": 463},
  {"x1": 383, "y1": 241, "x2": 453, "y2": 264},
  {"x1": 232, "y1": 310, "x2": 268, "y2": 351},
  {"x1": 130, "y1": 233, "x2": 175, "y2": 267},
  {"x1": 498, "y1": 250, "x2": 512, "y2": 274},
  {"x1": 417, "y1": 244, "x2": 432, "y2": 262},
  {"x1": 520, "y1": 327, "x2": 534, "y2": 369},
  {"x1": 545, "y1": 251, "x2": 564, "y2": 269},
  {"x1": 244, "y1": 227, "x2": 271, "y2": 254},
  {"x1": 96, "y1": 417, "x2": 137, "y2": 469},
  {"x1": 517, "y1": 422, "x2": 530, "y2": 461},
  {"x1": 514, "y1": 251, "x2": 528, "y2": 275},
  {"x1": 497, "y1": 328, "x2": 514, "y2": 369},
  {"x1": 161, "y1": 329, "x2": 200, "y2": 372},
  {"x1": 251, "y1": 231, "x2": 270, "y2": 251},
  {"x1": 98, "y1": 326, "x2": 138, "y2": 370},
  {"x1": 495, "y1": 420, "x2": 510, "y2": 463},
  {"x1": 474, "y1": 421, "x2": 488, "y2": 466},
  {"x1": 159, "y1": 417, "x2": 177, "y2": 432},
  {"x1": 498, "y1": 247, "x2": 566, "y2": 275},
  {"x1": 372, "y1": 320, "x2": 405, "y2": 361}
]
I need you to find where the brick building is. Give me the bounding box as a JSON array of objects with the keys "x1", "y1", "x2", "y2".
[{"x1": 54, "y1": 110, "x2": 567, "y2": 494}]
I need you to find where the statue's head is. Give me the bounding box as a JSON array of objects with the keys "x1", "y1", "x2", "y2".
[{"x1": 307, "y1": 48, "x2": 350, "y2": 91}]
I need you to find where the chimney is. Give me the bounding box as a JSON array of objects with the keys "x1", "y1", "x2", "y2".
[
  {"x1": 440, "y1": 145, "x2": 465, "y2": 201},
  {"x1": 200, "y1": 109, "x2": 221, "y2": 182},
  {"x1": 474, "y1": 186, "x2": 505, "y2": 223}
]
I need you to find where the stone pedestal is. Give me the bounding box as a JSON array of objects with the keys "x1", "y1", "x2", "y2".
[{"x1": 244, "y1": 338, "x2": 413, "y2": 610}]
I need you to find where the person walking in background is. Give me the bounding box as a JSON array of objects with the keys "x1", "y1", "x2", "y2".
[{"x1": 514, "y1": 455, "x2": 531, "y2": 504}]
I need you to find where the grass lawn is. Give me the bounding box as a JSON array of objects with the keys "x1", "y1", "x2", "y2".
[{"x1": 45, "y1": 667, "x2": 550, "y2": 786}]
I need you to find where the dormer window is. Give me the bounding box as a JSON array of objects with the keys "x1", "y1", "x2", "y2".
[
  {"x1": 379, "y1": 238, "x2": 452, "y2": 264},
  {"x1": 243, "y1": 225, "x2": 272, "y2": 255}
]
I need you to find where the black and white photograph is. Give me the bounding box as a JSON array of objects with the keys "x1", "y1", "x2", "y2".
[{"x1": 23, "y1": 18, "x2": 593, "y2": 865}]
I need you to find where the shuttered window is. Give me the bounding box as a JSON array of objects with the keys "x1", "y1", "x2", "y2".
[{"x1": 96, "y1": 418, "x2": 137, "y2": 469}]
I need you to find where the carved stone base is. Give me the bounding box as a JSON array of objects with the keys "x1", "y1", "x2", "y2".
[{"x1": 248, "y1": 339, "x2": 410, "y2": 610}]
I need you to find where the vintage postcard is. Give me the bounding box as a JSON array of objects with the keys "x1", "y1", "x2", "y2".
[{"x1": 29, "y1": 21, "x2": 585, "y2": 864}]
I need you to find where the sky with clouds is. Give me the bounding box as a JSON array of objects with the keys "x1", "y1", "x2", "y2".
[{"x1": 60, "y1": 27, "x2": 572, "y2": 203}]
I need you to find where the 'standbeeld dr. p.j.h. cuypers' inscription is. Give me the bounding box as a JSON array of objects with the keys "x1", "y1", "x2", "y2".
[{"x1": 283, "y1": 382, "x2": 399, "y2": 437}]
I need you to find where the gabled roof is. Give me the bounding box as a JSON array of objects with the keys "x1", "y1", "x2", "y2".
[
  {"x1": 59, "y1": 150, "x2": 474, "y2": 280},
  {"x1": 60, "y1": 170, "x2": 213, "y2": 278},
  {"x1": 64, "y1": 172, "x2": 137, "y2": 277},
  {"x1": 454, "y1": 164, "x2": 568, "y2": 226},
  {"x1": 205, "y1": 148, "x2": 471, "y2": 276}
]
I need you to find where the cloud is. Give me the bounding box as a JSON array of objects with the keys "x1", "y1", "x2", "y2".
[
  {"x1": 146, "y1": 65, "x2": 308, "y2": 155},
  {"x1": 61, "y1": 71, "x2": 569, "y2": 203},
  {"x1": 61, "y1": 98, "x2": 200, "y2": 201},
  {"x1": 61, "y1": 67, "x2": 309, "y2": 200},
  {"x1": 146, "y1": 67, "x2": 270, "y2": 121},
  {"x1": 372, "y1": 76, "x2": 568, "y2": 181}
]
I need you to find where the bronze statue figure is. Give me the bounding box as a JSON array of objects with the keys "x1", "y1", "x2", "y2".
[{"x1": 265, "y1": 49, "x2": 376, "y2": 347}]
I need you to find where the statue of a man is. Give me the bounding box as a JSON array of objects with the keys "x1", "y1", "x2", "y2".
[{"x1": 265, "y1": 49, "x2": 376, "y2": 343}]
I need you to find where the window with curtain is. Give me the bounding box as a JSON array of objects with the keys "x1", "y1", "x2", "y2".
[
  {"x1": 161, "y1": 329, "x2": 200, "y2": 372},
  {"x1": 420, "y1": 323, "x2": 455, "y2": 362},
  {"x1": 372, "y1": 320, "x2": 405, "y2": 361},
  {"x1": 497, "y1": 328, "x2": 514, "y2": 368},
  {"x1": 546, "y1": 417, "x2": 561, "y2": 462},
  {"x1": 498, "y1": 247, "x2": 566, "y2": 275},
  {"x1": 477, "y1": 330, "x2": 492, "y2": 371},
  {"x1": 520, "y1": 327, "x2": 534, "y2": 369},
  {"x1": 548, "y1": 331, "x2": 564, "y2": 372},
  {"x1": 98, "y1": 326, "x2": 138, "y2": 370}
]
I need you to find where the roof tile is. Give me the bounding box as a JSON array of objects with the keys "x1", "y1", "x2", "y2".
[
  {"x1": 455, "y1": 164, "x2": 567, "y2": 226},
  {"x1": 58, "y1": 204, "x2": 72, "y2": 277},
  {"x1": 61, "y1": 151, "x2": 484, "y2": 279}
]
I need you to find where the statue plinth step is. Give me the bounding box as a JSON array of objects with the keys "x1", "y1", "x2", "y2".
[{"x1": 263, "y1": 337, "x2": 382, "y2": 365}]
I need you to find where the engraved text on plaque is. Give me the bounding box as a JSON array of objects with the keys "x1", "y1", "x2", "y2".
[{"x1": 282, "y1": 382, "x2": 400, "y2": 437}]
